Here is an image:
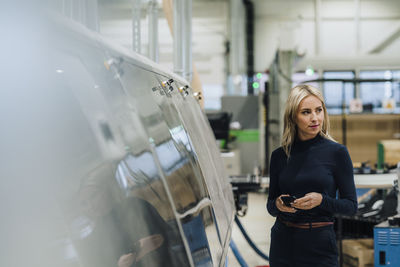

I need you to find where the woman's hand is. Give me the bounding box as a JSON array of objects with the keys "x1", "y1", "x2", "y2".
[
  {"x1": 292, "y1": 192, "x2": 322, "y2": 210},
  {"x1": 118, "y1": 253, "x2": 136, "y2": 267},
  {"x1": 275, "y1": 195, "x2": 297, "y2": 213}
]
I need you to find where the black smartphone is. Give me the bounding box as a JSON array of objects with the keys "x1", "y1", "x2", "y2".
[{"x1": 281, "y1": 196, "x2": 296, "y2": 207}]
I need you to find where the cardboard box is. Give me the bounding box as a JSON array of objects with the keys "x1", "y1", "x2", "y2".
[
  {"x1": 342, "y1": 239, "x2": 374, "y2": 267},
  {"x1": 378, "y1": 140, "x2": 400, "y2": 168},
  {"x1": 330, "y1": 114, "x2": 400, "y2": 165}
]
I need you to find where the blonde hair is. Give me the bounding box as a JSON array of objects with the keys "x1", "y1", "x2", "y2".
[{"x1": 282, "y1": 84, "x2": 335, "y2": 156}]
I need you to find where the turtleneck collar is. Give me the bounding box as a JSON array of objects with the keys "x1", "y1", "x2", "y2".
[{"x1": 291, "y1": 133, "x2": 322, "y2": 153}]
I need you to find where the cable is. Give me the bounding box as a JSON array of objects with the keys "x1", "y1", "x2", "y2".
[
  {"x1": 234, "y1": 215, "x2": 270, "y2": 261},
  {"x1": 229, "y1": 239, "x2": 249, "y2": 267}
]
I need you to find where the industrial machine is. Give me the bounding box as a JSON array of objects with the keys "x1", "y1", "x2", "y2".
[
  {"x1": 374, "y1": 216, "x2": 400, "y2": 266},
  {"x1": 373, "y1": 166, "x2": 400, "y2": 266},
  {"x1": 0, "y1": 5, "x2": 235, "y2": 267}
]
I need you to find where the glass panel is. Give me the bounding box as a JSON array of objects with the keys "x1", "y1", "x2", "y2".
[
  {"x1": 360, "y1": 70, "x2": 387, "y2": 107},
  {"x1": 323, "y1": 71, "x2": 355, "y2": 114},
  {"x1": 360, "y1": 70, "x2": 400, "y2": 113}
]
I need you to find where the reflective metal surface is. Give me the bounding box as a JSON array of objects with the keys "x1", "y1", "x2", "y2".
[{"x1": 0, "y1": 7, "x2": 234, "y2": 267}]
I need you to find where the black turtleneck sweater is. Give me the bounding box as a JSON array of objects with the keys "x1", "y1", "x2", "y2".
[{"x1": 267, "y1": 134, "x2": 357, "y2": 223}]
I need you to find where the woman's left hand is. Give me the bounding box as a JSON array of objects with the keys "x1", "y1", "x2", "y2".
[{"x1": 292, "y1": 192, "x2": 322, "y2": 210}]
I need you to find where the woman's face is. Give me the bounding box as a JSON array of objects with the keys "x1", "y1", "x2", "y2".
[{"x1": 296, "y1": 95, "x2": 324, "y2": 141}]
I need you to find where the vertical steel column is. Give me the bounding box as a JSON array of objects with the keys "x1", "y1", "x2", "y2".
[
  {"x1": 314, "y1": 0, "x2": 321, "y2": 55},
  {"x1": 341, "y1": 82, "x2": 347, "y2": 146},
  {"x1": 132, "y1": 0, "x2": 142, "y2": 53},
  {"x1": 173, "y1": 0, "x2": 184, "y2": 77},
  {"x1": 355, "y1": 68, "x2": 360, "y2": 100},
  {"x1": 277, "y1": 50, "x2": 295, "y2": 143},
  {"x1": 230, "y1": 0, "x2": 240, "y2": 76},
  {"x1": 355, "y1": 0, "x2": 361, "y2": 54},
  {"x1": 183, "y1": 0, "x2": 192, "y2": 82},
  {"x1": 243, "y1": 0, "x2": 254, "y2": 95},
  {"x1": 263, "y1": 82, "x2": 270, "y2": 174},
  {"x1": 229, "y1": 0, "x2": 246, "y2": 95},
  {"x1": 147, "y1": 0, "x2": 159, "y2": 62}
]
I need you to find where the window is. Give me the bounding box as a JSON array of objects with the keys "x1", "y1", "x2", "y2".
[
  {"x1": 292, "y1": 71, "x2": 319, "y2": 89},
  {"x1": 323, "y1": 71, "x2": 355, "y2": 114},
  {"x1": 359, "y1": 70, "x2": 400, "y2": 113}
]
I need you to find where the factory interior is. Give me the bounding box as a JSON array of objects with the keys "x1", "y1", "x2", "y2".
[{"x1": 2, "y1": 0, "x2": 400, "y2": 266}]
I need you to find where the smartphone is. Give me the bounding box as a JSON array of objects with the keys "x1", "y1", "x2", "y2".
[{"x1": 281, "y1": 196, "x2": 296, "y2": 207}]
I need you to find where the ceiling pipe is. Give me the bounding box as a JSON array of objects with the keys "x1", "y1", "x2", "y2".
[
  {"x1": 183, "y1": 0, "x2": 192, "y2": 82},
  {"x1": 147, "y1": 0, "x2": 159, "y2": 62},
  {"x1": 132, "y1": 0, "x2": 142, "y2": 53},
  {"x1": 173, "y1": 0, "x2": 184, "y2": 77}
]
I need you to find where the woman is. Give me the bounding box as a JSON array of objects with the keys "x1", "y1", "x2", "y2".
[{"x1": 267, "y1": 84, "x2": 357, "y2": 267}]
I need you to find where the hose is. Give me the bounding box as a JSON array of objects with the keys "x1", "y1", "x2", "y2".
[
  {"x1": 234, "y1": 215, "x2": 270, "y2": 261},
  {"x1": 229, "y1": 239, "x2": 249, "y2": 267}
]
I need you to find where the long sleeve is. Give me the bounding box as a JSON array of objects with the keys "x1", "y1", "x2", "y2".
[
  {"x1": 319, "y1": 146, "x2": 357, "y2": 216},
  {"x1": 267, "y1": 150, "x2": 282, "y2": 217}
]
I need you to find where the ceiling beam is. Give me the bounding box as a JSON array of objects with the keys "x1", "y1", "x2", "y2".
[{"x1": 368, "y1": 25, "x2": 400, "y2": 54}]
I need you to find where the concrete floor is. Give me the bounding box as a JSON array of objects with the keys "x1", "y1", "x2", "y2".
[{"x1": 226, "y1": 192, "x2": 275, "y2": 267}]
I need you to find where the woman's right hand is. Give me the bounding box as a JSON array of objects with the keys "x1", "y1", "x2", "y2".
[{"x1": 275, "y1": 195, "x2": 297, "y2": 213}]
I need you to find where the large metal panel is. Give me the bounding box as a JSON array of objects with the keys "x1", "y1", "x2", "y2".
[
  {"x1": 0, "y1": 7, "x2": 234, "y2": 267},
  {"x1": 116, "y1": 61, "x2": 221, "y2": 266},
  {"x1": 172, "y1": 88, "x2": 235, "y2": 264}
]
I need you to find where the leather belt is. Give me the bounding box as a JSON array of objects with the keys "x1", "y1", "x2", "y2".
[{"x1": 279, "y1": 218, "x2": 333, "y2": 229}]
